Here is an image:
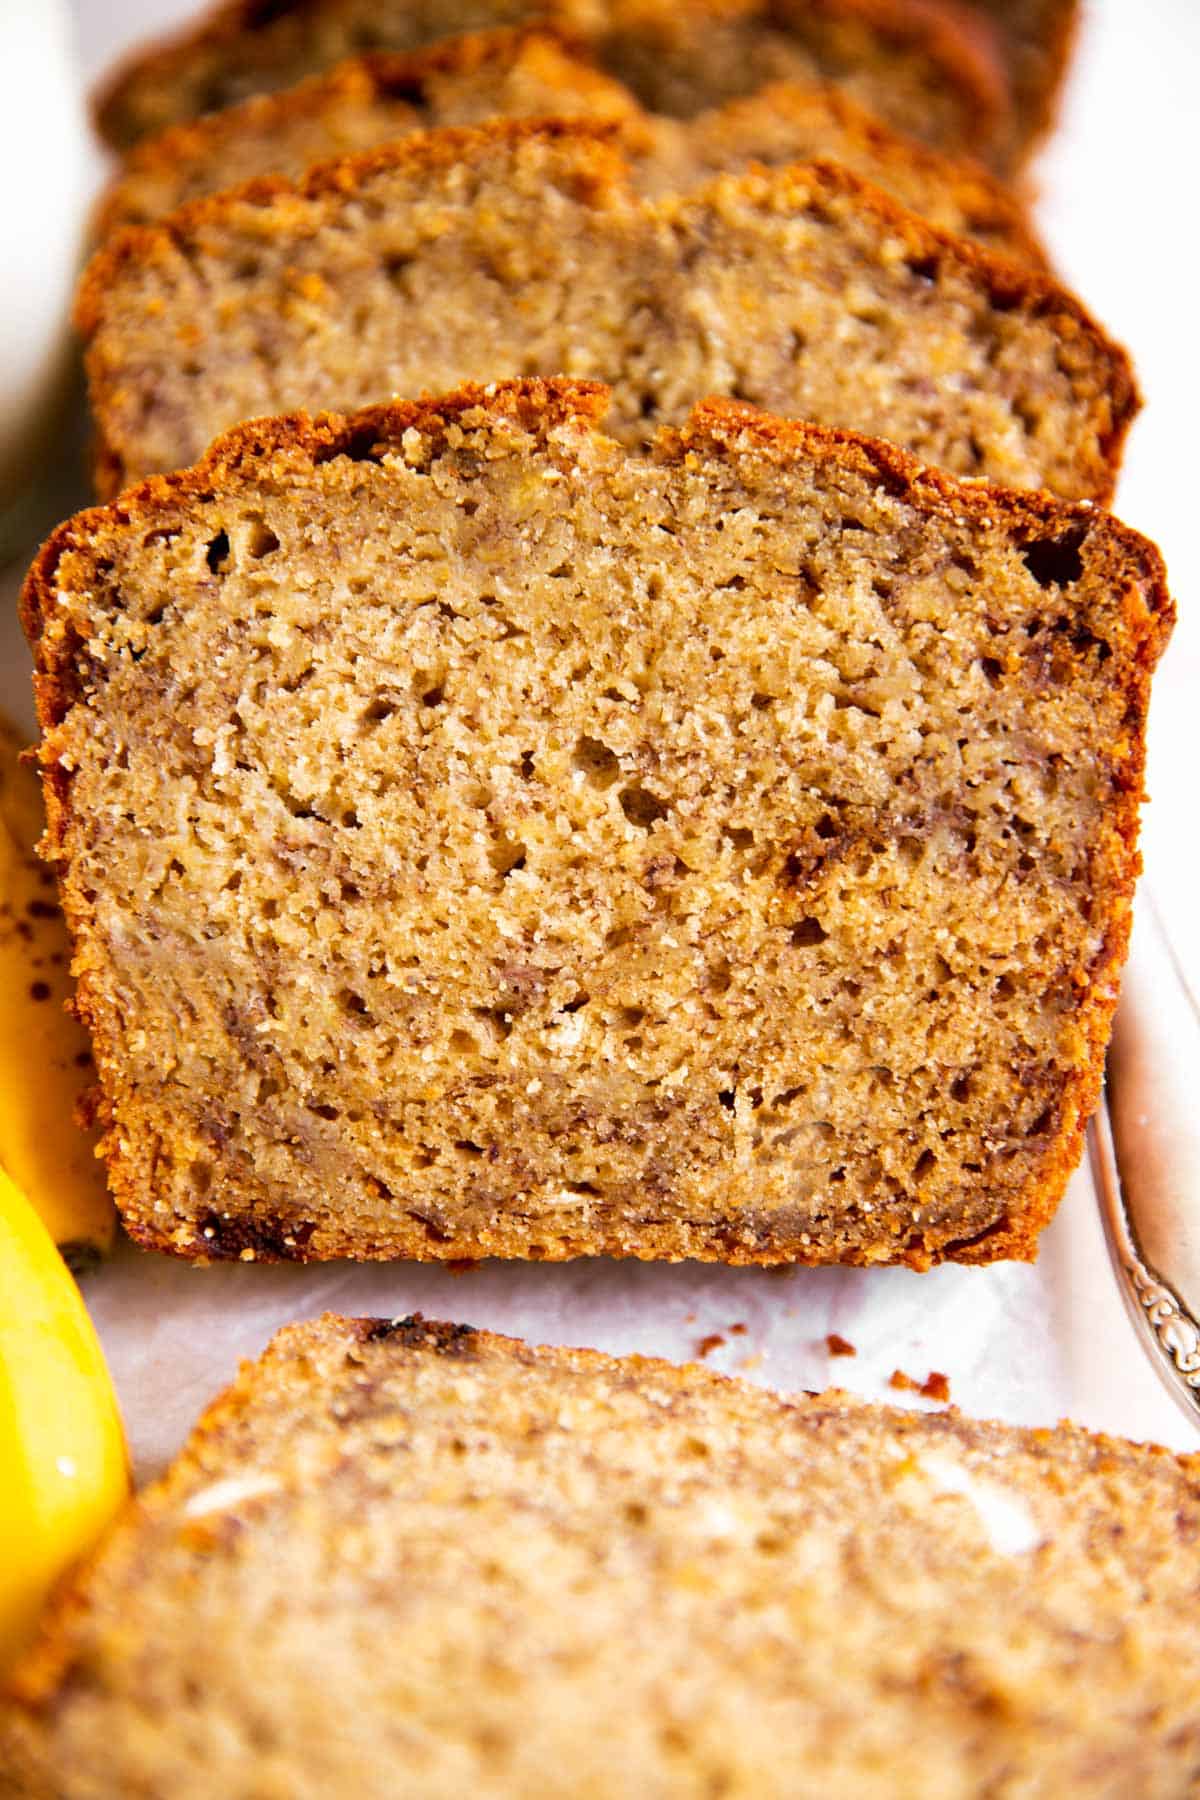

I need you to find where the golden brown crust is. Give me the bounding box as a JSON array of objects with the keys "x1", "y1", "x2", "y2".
[
  {"x1": 74, "y1": 121, "x2": 1136, "y2": 503},
  {"x1": 21, "y1": 379, "x2": 1173, "y2": 1270}
]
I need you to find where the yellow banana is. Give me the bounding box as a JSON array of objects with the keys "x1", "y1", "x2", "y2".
[
  {"x1": 0, "y1": 712, "x2": 114, "y2": 1266},
  {"x1": 0, "y1": 1165, "x2": 129, "y2": 1674}
]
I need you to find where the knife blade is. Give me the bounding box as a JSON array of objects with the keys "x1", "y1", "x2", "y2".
[{"x1": 1093, "y1": 895, "x2": 1200, "y2": 1426}]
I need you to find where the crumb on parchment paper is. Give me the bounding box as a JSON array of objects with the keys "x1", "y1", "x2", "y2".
[
  {"x1": 826, "y1": 1333, "x2": 856, "y2": 1357},
  {"x1": 890, "y1": 1368, "x2": 952, "y2": 1402}
]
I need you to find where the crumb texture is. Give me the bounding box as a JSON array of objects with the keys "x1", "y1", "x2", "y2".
[
  {"x1": 5, "y1": 1316, "x2": 1200, "y2": 1798},
  {"x1": 80, "y1": 125, "x2": 1131, "y2": 498},
  {"x1": 23, "y1": 383, "x2": 1172, "y2": 1268}
]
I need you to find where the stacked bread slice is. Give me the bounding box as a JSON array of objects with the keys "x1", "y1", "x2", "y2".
[
  {"x1": 25, "y1": 2, "x2": 1165, "y2": 1272},
  {"x1": 94, "y1": 0, "x2": 1027, "y2": 169},
  {"x1": 5, "y1": 1317, "x2": 1199, "y2": 1795},
  {"x1": 80, "y1": 121, "x2": 1129, "y2": 499},
  {"x1": 971, "y1": 0, "x2": 1081, "y2": 150},
  {"x1": 3, "y1": 9, "x2": 1186, "y2": 1790},
  {"x1": 92, "y1": 27, "x2": 647, "y2": 237},
  {"x1": 95, "y1": 31, "x2": 1047, "y2": 268}
]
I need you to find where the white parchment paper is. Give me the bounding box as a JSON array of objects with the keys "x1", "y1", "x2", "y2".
[{"x1": 76, "y1": 1167, "x2": 1200, "y2": 1481}]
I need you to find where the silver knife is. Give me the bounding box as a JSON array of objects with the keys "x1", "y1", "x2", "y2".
[{"x1": 1092, "y1": 895, "x2": 1200, "y2": 1425}]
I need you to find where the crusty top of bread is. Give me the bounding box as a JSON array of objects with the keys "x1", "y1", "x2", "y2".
[
  {"x1": 93, "y1": 29, "x2": 1046, "y2": 270},
  {"x1": 76, "y1": 119, "x2": 1134, "y2": 499},
  {"x1": 92, "y1": 0, "x2": 1015, "y2": 169},
  {"x1": 92, "y1": 27, "x2": 642, "y2": 239},
  {"x1": 640, "y1": 75, "x2": 1047, "y2": 262},
  {"x1": 5, "y1": 1312, "x2": 1200, "y2": 1797},
  {"x1": 22, "y1": 380, "x2": 1171, "y2": 1271}
]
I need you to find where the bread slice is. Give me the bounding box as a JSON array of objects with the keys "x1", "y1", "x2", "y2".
[
  {"x1": 93, "y1": 29, "x2": 642, "y2": 240},
  {"x1": 23, "y1": 381, "x2": 1171, "y2": 1268},
  {"x1": 6, "y1": 1314, "x2": 1200, "y2": 1797},
  {"x1": 77, "y1": 122, "x2": 1132, "y2": 500},
  {"x1": 96, "y1": 36, "x2": 1046, "y2": 270},
  {"x1": 93, "y1": 0, "x2": 1014, "y2": 169}
]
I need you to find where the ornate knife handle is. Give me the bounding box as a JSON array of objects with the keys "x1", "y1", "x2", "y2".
[{"x1": 1094, "y1": 898, "x2": 1200, "y2": 1427}]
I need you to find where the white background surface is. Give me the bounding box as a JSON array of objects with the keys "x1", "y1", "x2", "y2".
[{"x1": 1, "y1": 0, "x2": 1195, "y2": 1477}]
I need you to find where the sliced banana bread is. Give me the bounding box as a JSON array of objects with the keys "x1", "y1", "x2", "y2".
[
  {"x1": 93, "y1": 29, "x2": 641, "y2": 240},
  {"x1": 6, "y1": 1315, "x2": 1200, "y2": 1798},
  {"x1": 77, "y1": 123, "x2": 1133, "y2": 500},
  {"x1": 96, "y1": 40, "x2": 1046, "y2": 269},
  {"x1": 23, "y1": 381, "x2": 1172, "y2": 1268},
  {"x1": 93, "y1": 0, "x2": 1014, "y2": 168}
]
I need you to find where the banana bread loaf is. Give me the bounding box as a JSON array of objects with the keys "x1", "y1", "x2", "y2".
[
  {"x1": 77, "y1": 122, "x2": 1133, "y2": 499},
  {"x1": 93, "y1": 0, "x2": 1014, "y2": 168},
  {"x1": 96, "y1": 38, "x2": 1046, "y2": 269},
  {"x1": 5, "y1": 1314, "x2": 1199, "y2": 1797},
  {"x1": 23, "y1": 381, "x2": 1172, "y2": 1268}
]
